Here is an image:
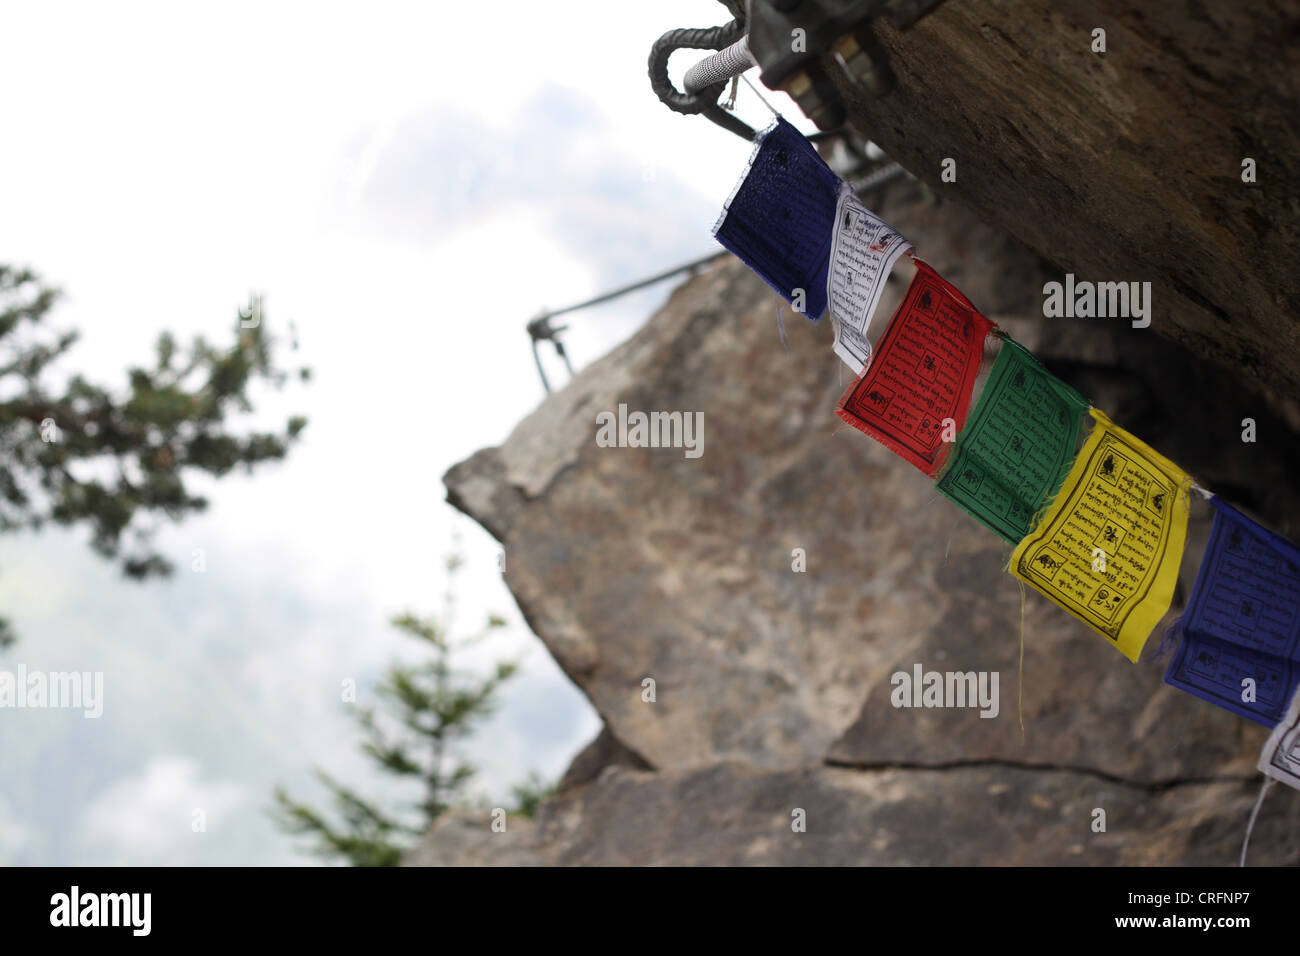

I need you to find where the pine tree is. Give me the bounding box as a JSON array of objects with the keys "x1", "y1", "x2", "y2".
[
  {"x1": 0, "y1": 265, "x2": 308, "y2": 647},
  {"x1": 272, "y1": 551, "x2": 544, "y2": 866}
]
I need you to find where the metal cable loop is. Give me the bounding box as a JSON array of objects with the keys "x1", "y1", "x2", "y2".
[{"x1": 648, "y1": 20, "x2": 745, "y2": 115}]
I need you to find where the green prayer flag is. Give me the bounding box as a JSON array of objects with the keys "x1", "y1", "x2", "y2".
[{"x1": 936, "y1": 337, "x2": 1090, "y2": 543}]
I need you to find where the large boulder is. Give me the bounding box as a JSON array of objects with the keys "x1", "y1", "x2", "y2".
[{"x1": 425, "y1": 177, "x2": 1300, "y2": 865}]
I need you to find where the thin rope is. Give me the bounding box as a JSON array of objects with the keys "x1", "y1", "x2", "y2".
[
  {"x1": 773, "y1": 292, "x2": 790, "y2": 353},
  {"x1": 1018, "y1": 578, "x2": 1027, "y2": 737},
  {"x1": 721, "y1": 75, "x2": 739, "y2": 111},
  {"x1": 741, "y1": 72, "x2": 780, "y2": 117},
  {"x1": 943, "y1": 513, "x2": 961, "y2": 564},
  {"x1": 1239, "y1": 777, "x2": 1275, "y2": 867}
]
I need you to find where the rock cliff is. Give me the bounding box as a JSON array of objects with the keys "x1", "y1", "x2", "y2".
[{"x1": 419, "y1": 177, "x2": 1300, "y2": 865}]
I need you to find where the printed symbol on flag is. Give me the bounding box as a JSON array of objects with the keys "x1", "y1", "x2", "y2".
[
  {"x1": 1089, "y1": 586, "x2": 1124, "y2": 621},
  {"x1": 1283, "y1": 559, "x2": 1300, "y2": 581},
  {"x1": 1005, "y1": 432, "x2": 1027, "y2": 459},
  {"x1": 917, "y1": 351, "x2": 939, "y2": 382},
  {"x1": 1228, "y1": 527, "x2": 1246, "y2": 553},
  {"x1": 918, "y1": 289, "x2": 934, "y2": 313},
  {"x1": 1191, "y1": 646, "x2": 1220, "y2": 674},
  {"x1": 865, "y1": 387, "x2": 894, "y2": 411},
  {"x1": 916, "y1": 416, "x2": 941, "y2": 441},
  {"x1": 1239, "y1": 600, "x2": 1255, "y2": 620},
  {"x1": 1007, "y1": 500, "x2": 1030, "y2": 525},
  {"x1": 1093, "y1": 523, "x2": 1125, "y2": 554},
  {"x1": 1035, "y1": 549, "x2": 1066, "y2": 573},
  {"x1": 1098, "y1": 451, "x2": 1128, "y2": 484},
  {"x1": 1012, "y1": 368, "x2": 1027, "y2": 389},
  {"x1": 1146, "y1": 487, "x2": 1166, "y2": 515},
  {"x1": 957, "y1": 467, "x2": 983, "y2": 494}
]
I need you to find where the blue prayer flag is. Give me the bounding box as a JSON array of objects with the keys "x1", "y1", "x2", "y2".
[
  {"x1": 711, "y1": 117, "x2": 840, "y2": 321},
  {"x1": 1164, "y1": 498, "x2": 1300, "y2": 726}
]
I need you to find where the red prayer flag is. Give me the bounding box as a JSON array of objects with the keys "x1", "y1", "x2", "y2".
[{"x1": 835, "y1": 258, "x2": 994, "y2": 476}]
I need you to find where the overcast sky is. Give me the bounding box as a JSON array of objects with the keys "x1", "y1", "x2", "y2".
[{"x1": 0, "y1": 1, "x2": 809, "y2": 864}]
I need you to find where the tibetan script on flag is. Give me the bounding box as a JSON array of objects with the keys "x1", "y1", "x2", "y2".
[
  {"x1": 712, "y1": 116, "x2": 841, "y2": 320},
  {"x1": 936, "y1": 337, "x2": 1090, "y2": 543},
  {"x1": 835, "y1": 259, "x2": 993, "y2": 476},
  {"x1": 1164, "y1": 498, "x2": 1300, "y2": 726},
  {"x1": 1009, "y1": 409, "x2": 1191, "y2": 662},
  {"x1": 826, "y1": 182, "x2": 912, "y2": 374}
]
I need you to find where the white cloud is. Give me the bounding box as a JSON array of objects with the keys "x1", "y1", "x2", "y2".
[
  {"x1": 80, "y1": 756, "x2": 248, "y2": 865},
  {"x1": 0, "y1": 795, "x2": 34, "y2": 859},
  {"x1": 0, "y1": 0, "x2": 790, "y2": 863}
]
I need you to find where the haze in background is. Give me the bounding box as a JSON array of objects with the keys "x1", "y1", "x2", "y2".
[{"x1": 0, "y1": 0, "x2": 806, "y2": 863}]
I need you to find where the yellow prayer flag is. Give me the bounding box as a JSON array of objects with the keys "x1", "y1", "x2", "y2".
[{"x1": 1009, "y1": 409, "x2": 1191, "y2": 661}]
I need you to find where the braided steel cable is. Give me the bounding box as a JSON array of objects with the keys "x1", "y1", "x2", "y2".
[{"x1": 683, "y1": 36, "x2": 756, "y2": 94}]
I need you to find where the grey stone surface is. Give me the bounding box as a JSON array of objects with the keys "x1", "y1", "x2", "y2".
[
  {"x1": 409, "y1": 761, "x2": 1300, "y2": 867},
  {"x1": 532, "y1": 761, "x2": 1298, "y2": 866},
  {"x1": 404, "y1": 811, "x2": 542, "y2": 867}
]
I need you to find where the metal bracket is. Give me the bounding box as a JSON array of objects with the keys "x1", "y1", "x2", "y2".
[
  {"x1": 744, "y1": 0, "x2": 948, "y2": 130},
  {"x1": 527, "y1": 313, "x2": 574, "y2": 394}
]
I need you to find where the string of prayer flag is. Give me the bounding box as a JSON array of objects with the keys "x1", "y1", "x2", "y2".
[
  {"x1": 835, "y1": 258, "x2": 993, "y2": 477},
  {"x1": 1009, "y1": 409, "x2": 1191, "y2": 662},
  {"x1": 712, "y1": 117, "x2": 841, "y2": 320},
  {"x1": 712, "y1": 127, "x2": 1300, "y2": 755},
  {"x1": 936, "y1": 336, "x2": 1090, "y2": 543},
  {"x1": 1163, "y1": 497, "x2": 1300, "y2": 726}
]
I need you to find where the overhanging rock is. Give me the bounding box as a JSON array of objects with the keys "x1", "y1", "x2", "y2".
[{"x1": 830, "y1": 0, "x2": 1300, "y2": 426}]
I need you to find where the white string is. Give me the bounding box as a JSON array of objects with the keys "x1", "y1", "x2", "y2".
[
  {"x1": 1239, "y1": 776, "x2": 1275, "y2": 867},
  {"x1": 772, "y1": 292, "x2": 789, "y2": 353},
  {"x1": 741, "y1": 73, "x2": 780, "y2": 117},
  {"x1": 722, "y1": 75, "x2": 738, "y2": 111}
]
